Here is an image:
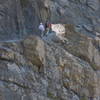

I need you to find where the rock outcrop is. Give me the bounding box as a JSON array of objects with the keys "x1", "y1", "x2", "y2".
[
  {"x1": 64, "y1": 24, "x2": 100, "y2": 70},
  {"x1": 0, "y1": 31, "x2": 100, "y2": 100},
  {"x1": 0, "y1": 0, "x2": 100, "y2": 100},
  {"x1": 0, "y1": 0, "x2": 100, "y2": 40}
]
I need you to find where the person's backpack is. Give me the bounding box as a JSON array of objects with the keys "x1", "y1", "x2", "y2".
[{"x1": 48, "y1": 23, "x2": 52, "y2": 28}]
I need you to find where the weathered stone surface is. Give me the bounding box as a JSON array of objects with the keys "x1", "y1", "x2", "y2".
[
  {"x1": 22, "y1": 35, "x2": 46, "y2": 68},
  {"x1": 62, "y1": 24, "x2": 100, "y2": 70},
  {"x1": 0, "y1": 0, "x2": 100, "y2": 99},
  {"x1": 0, "y1": 35, "x2": 99, "y2": 100},
  {"x1": 0, "y1": 0, "x2": 100, "y2": 40},
  {"x1": 87, "y1": 0, "x2": 99, "y2": 11}
]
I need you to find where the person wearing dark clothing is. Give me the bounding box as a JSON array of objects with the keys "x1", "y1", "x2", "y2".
[{"x1": 45, "y1": 21, "x2": 52, "y2": 36}]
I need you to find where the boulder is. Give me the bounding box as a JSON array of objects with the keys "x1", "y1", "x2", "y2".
[{"x1": 22, "y1": 35, "x2": 46, "y2": 68}]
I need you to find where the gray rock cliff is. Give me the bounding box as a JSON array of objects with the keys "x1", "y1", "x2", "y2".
[
  {"x1": 0, "y1": 0, "x2": 100, "y2": 40},
  {"x1": 0, "y1": 28, "x2": 100, "y2": 100},
  {"x1": 0, "y1": 0, "x2": 100, "y2": 100}
]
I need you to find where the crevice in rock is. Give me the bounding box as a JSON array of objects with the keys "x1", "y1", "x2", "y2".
[
  {"x1": 0, "y1": 79, "x2": 31, "y2": 89},
  {"x1": 64, "y1": 86, "x2": 96, "y2": 99},
  {"x1": 0, "y1": 57, "x2": 14, "y2": 63}
]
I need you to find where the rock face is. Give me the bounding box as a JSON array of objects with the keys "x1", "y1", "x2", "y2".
[
  {"x1": 0, "y1": 0, "x2": 100, "y2": 100},
  {"x1": 64, "y1": 24, "x2": 100, "y2": 70},
  {"x1": 0, "y1": 0, "x2": 100, "y2": 40},
  {"x1": 0, "y1": 0, "x2": 41, "y2": 40},
  {"x1": 0, "y1": 32, "x2": 100, "y2": 100}
]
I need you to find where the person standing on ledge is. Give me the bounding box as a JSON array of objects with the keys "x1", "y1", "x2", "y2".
[
  {"x1": 38, "y1": 22, "x2": 45, "y2": 37},
  {"x1": 45, "y1": 21, "x2": 52, "y2": 36}
]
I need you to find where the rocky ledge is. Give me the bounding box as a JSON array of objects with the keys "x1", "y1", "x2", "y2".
[{"x1": 0, "y1": 24, "x2": 100, "y2": 100}]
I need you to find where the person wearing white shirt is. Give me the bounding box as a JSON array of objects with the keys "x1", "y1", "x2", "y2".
[{"x1": 38, "y1": 23, "x2": 45, "y2": 37}]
